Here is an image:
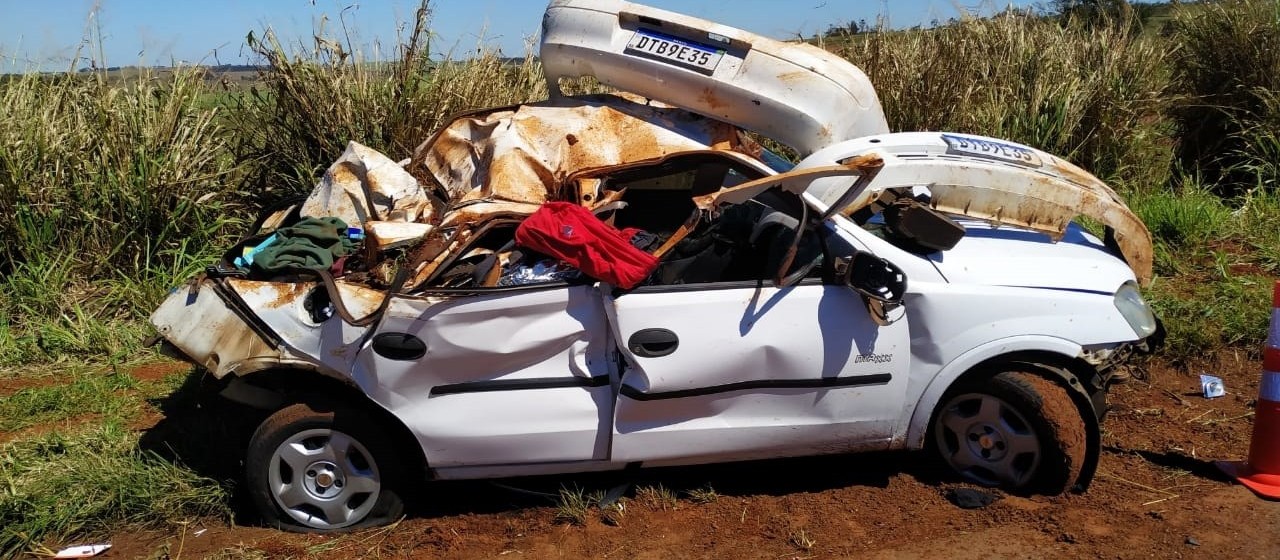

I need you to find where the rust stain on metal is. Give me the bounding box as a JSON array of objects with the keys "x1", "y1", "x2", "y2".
[
  {"x1": 841, "y1": 153, "x2": 885, "y2": 174},
  {"x1": 263, "y1": 282, "x2": 309, "y2": 309},
  {"x1": 417, "y1": 94, "x2": 735, "y2": 228},
  {"x1": 777, "y1": 70, "x2": 809, "y2": 85},
  {"x1": 922, "y1": 163, "x2": 1153, "y2": 284},
  {"x1": 334, "y1": 281, "x2": 387, "y2": 319},
  {"x1": 201, "y1": 310, "x2": 276, "y2": 377},
  {"x1": 698, "y1": 87, "x2": 728, "y2": 111}
]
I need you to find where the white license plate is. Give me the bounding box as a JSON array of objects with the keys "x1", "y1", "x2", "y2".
[
  {"x1": 625, "y1": 30, "x2": 724, "y2": 73},
  {"x1": 942, "y1": 134, "x2": 1043, "y2": 167}
]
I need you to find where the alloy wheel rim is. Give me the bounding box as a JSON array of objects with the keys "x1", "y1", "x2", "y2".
[
  {"x1": 267, "y1": 428, "x2": 381, "y2": 529},
  {"x1": 935, "y1": 393, "x2": 1042, "y2": 488}
]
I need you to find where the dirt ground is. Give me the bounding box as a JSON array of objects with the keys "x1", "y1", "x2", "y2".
[{"x1": 85, "y1": 353, "x2": 1280, "y2": 559}]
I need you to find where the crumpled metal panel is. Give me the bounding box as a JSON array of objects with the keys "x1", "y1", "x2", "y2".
[
  {"x1": 301, "y1": 141, "x2": 436, "y2": 226},
  {"x1": 797, "y1": 133, "x2": 1154, "y2": 285},
  {"x1": 150, "y1": 280, "x2": 284, "y2": 378},
  {"x1": 880, "y1": 158, "x2": 1152, "y2": 285},
  {"x1": 542, "y1": 0, "x2": 889, "y2": 156},
  {"x1": 410, "y1": 94, "x2": 737, "y2": 227}
]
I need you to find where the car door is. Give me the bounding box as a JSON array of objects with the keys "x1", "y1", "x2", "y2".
[
  {"x1": 607, "y1": 276, "x2": 912, "y2": 465},
  {"x1": 352, "y1": 283, "x2": 615, "y2": 469}
]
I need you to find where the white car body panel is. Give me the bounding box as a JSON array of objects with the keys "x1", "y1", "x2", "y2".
[
  {"x1": 929, "y1": 220, "x2": 1134, "y2": 293},
  {"x1": 607, "y1": 284, "x2": 909, "y2": 463},
  {"x1": 355, "y1": 286, "x2": 614, "y2": 468}
]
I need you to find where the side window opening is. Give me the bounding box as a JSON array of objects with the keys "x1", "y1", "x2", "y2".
[
  {"x1": 849, "y1": 187, "x2": 965, "y2": 255},
  {"x1": 594, "y1": 154, "x2": 825, "y2": 286},
  {"x1": 426, "y1": 153, "x2": 825, "y2": 291}
]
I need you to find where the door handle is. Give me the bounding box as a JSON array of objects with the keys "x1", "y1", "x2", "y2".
[{"x1": 628, "y1": 328, "x2": 679, "y2": 358}]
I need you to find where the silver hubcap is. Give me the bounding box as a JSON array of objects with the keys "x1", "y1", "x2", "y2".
[
  {"x1": 268, "y1": 428, "x2": 381, "y2": 529},
  {"x1": 935, "y1": 393, "x2": 1041, "y2": 488}
]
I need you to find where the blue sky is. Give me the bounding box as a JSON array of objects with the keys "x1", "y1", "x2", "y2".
[{"x1": 1, "y1": 0, "x2": 1038, "y2": 72}]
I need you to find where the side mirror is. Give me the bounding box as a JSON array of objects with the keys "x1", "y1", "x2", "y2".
[{"x1": 843, "y1": 251, "x2": 907, "y2": 304}]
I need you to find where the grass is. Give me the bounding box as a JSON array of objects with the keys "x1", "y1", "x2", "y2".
[
  {"x1": 553, "y1": 485, "x2": 604, "y2": 525},
  {"x1": 0, "y1": 422, "x2": 228, "y2": 557},
  {"x1": 836, "y1": 9, "x2": 1172, "y2": 187},
  {"x1": 0, "y1": 371, "x2": 139, "y2": 432},
  {"x1": 788, "y1": 527, "x2": 817, "y2": 552},
  {"x1": 1168, "y1": 0, "x2": 1280, "y2": 194},
  {"x1": 685, "y1": 484, "x2": 720, "y2": 504},
  {"x1": 634, "y1": 484, "x2": 680, "y2": 511}
]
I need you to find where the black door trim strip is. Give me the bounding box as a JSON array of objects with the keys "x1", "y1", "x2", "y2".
[
  {"x1": 209, "y1": 277, "x2": 283, "y2": 349},
  {"x1": 618, "y1": 373, "x2": 892, "y2": 401},
  {"x1": 430, "y1": 375, "x2": 611, "y2": 396}
]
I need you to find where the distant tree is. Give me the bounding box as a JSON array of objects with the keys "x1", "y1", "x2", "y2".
[
  {"x1": 822, "y1": 19, "x2": 861, "y2": 38},
  {"x1": 1052, "y1": 0, "x2": 1151, "y2": 31}
]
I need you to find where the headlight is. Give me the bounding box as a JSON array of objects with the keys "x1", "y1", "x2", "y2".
[{"x1": 1114, "y1": 282, "x2": 1158, "y2": 338}]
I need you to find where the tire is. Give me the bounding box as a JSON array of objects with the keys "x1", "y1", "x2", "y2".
[
  {"x1": 246, "y1": 401, "x2": 407, "y2": 532},
  {"x1": 931, "y1": 371, "x2": 1087, "y2": 494}
]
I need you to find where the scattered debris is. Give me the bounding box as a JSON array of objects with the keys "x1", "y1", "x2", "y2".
[
  {"x1": 192, "y1": 528, "x2": 208, "y2": 537},
  {"x1": 945, "y1": 487, "x2": 1001, "y2": 509},
  {"x1": 1200, "y1": 374, "x2": 1226, "y2": 398},
  {"x1": 53, "y1": 544, "x2": 111, "y2": 559},
  {"x1": 1186, "y1": 536, "x2": 1201, "y2": 547}
]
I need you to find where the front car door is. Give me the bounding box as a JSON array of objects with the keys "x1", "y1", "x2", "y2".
[
  {"x1": 353, "y1": 283, "x2": 615, "y2": 470},
  {"x1": 608, "y1": 276, "x2": 910, "y2": 465}
]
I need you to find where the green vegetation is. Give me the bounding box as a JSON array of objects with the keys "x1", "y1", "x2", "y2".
[
  {"x1": 685, "y1": 484, "x2": 721, "y2": 504},
  {"x1": 0, "y1": 0, "x2": 1277, "y2": 554},
  {"x1": 838, "y1": 9, "x2": 1171, "y2": 188},
  {"x1": 553, "y1": 485, "x2": 605, "y2": 525},
  {"x1": 0, "y1": 422, "x2": 228, "y2": 557}
]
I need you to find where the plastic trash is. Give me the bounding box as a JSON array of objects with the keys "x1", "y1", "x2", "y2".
[
  {"x1": 1200, "y1": 374, "x2": 1226, "y2": 399},
  {"x1": 54, "y1": 544, "x2": 111, "y2": 558},
  {"x1": 499, "y1": 260, "x2": 581, "y2": 286},
  {"x1": 234, "y1": 232, "x2": 280, "y2": 268}
]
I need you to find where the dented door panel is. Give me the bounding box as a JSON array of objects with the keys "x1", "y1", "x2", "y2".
[
  {"x1": 607, "y1": 284, "x2": 910, "y2": 463},
  {"x1": 353, "y1": 285, "x2": 614, "y2": 468}
]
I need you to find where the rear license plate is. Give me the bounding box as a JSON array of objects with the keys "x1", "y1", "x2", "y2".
[
  {"x1": 625, "y1": 29, "x2": 724, "y2": 73},
  {"x1": 942, "y1": 134, "x2": 1043, "y2": 167}
]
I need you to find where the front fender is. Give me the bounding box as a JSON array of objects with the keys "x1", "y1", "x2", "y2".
[{"x1": 902, "y1": 335, "x2": 1103, "y2": 491}]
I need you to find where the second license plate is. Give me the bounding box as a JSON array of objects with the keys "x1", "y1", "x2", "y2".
[{"x1": 625, "y1": 30, "x2": 724, "y2": 73}]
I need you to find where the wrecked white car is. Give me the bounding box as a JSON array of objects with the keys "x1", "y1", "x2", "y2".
[{"x1": 150, "y1": 0, "x2": 1160, "y2": 531}]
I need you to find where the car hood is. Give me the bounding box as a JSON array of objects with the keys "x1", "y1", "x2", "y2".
[{"x1": 927, "y1": 220, "x2": 1135, "y2": 294}]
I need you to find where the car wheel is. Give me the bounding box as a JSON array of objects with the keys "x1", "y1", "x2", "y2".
[
  {"x1": 931, "y1": 371, "x2": 1086, "y2": 493},
  {"x1": 246, "y1": 401, "x2": 406, "y2": 532}
]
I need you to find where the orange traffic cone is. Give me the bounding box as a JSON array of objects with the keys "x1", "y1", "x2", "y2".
[{"x1": 1217, "y1": 280, "x2": 1280, "y2": 499}]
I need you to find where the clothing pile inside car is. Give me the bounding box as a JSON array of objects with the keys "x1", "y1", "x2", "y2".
[{"x1": 234, "y1": 92, "x2": 821, "y2": 299}]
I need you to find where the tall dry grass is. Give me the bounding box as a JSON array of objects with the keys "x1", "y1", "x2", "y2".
[
  {"x1": 0, "y1": 68, "x2": 243, "y2": 361},
  {"x1": 1168, "y1": 0, "x2": 1280, "y2": 194},
  {"x1": 228, "y1": 3, "x2": 546, "y2": 204},
  {"x1": 835, "y1": 9, "x2": 1171, "y2": 188}
]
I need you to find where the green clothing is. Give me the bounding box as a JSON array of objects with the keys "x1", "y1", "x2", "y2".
[{"x1": 251, "y1": 217, "x2": 356, "y2": 275}]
